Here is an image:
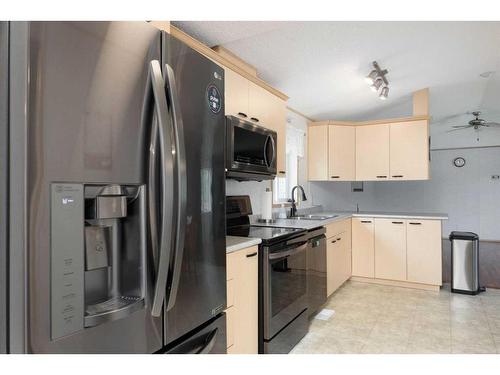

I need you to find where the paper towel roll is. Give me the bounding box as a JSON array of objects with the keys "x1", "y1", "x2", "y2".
[{"x1": 261, "y1": 188, "x2": 273, "y2": 221}]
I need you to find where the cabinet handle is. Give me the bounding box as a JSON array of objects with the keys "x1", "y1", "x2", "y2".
[
  {"x1": 392, "y1": 175, "x2": 404, "y2": 178},
  {"x1": 331, "y1": 240, "x2": 337, "y2": 244},
  {"x1": 409, "y1": 222, "x2": 422, "y2": 225},
  {"x1": 237, "y1": 112, "x2": 248, "y2": 118},
  {"x1": 279, "y1": 171, "x2": 286, "y2": 175},
  {"x1": 376, "y1": 175, "x2": 387, "y2": 178},
  {"x1": 246, "y1": 252, "x2": 258, "y2": 258},
  {"x1": 330, "y1": 176, "x2": 340, "y2": 179},
  {"x1": 392, "y1": 221, "x2": 404, "y2": 224},
  {"x1": 250, "y1": 117, "x2": 259, "y2": 123},
  {"x1": 337, "y1": 238, "x2": 341, "y2": 241},
  {"x1": 361, "y1": 220, "x2": 372, "y2": 223}
]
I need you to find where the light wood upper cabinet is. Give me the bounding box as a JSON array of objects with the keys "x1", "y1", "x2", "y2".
[
  {"x1": 308, "y1": 125, "x2": 329, "y2": 180},
  {"x1": 374, "y1": 219, "x2": 407, "y2": 281},
  {"x1": 390, "y1": 120, "x2": 429, "y2": 180},
  {"x1": 356, "y1": 124, "x2": 390, "y2": 181},
  {"x1": 266, "y1": 93, "x2": 287, "y2": 175},
  {"x1": 407, "y1": 220, "x2": 442, "y2": 285},
  {"x1": 351, "y1": 218, "x2": 375, "y2": 278},
  {"x1": 224, "y1": 68, "x2": 249, "y2": 118},
  {"x1": 225, "y1": 68, "x2": 287, "y2": 175},
  {"x1": 328, "y1": 125, "x2": 356, "y2": 181},
  {"x1": 226, "y1": 246, "x2": 258, "y2": 354}
]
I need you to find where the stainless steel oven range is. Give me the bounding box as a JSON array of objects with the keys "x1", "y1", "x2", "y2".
[{"x1": 226, "y1": 195, "x2": 309, "y2": 354}]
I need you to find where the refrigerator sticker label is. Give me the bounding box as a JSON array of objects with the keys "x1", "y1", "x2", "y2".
[{"x1": 207, "y1": 84, "x2": 221, "y2": 114}]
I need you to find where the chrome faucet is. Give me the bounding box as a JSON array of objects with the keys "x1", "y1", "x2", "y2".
[{"x1": 289, "y1": 185, "x2": 307, "y2": 217}]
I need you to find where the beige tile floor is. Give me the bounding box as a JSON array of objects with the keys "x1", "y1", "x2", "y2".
[{"x1": 291, "y1": 280, "x2": 500, "y2": 354}]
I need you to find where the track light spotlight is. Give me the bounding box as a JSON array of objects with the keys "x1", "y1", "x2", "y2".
[
  {"x1": 365, "y1": 69, "x2": 378, "y2": 84},
  {"x1": 366, "y1": 61, "x2": 389, "y2": 99},
  {"x1": 379, "y1": 86, "x2": 389, "y2": 100},
  {"x1": 370, "y1": 78, "x2": 383, "y2": 92}
]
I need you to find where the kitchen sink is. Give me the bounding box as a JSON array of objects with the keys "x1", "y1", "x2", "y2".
[{"x1": 288, "y1": 214, "x2": 339, "y2": 221}]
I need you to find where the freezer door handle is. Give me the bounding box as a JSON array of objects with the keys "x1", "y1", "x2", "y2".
[
  {"x1": 165, "y1": 63, "x2": 187, "y2": 312},
  {"x1": 147, "y1": 60, "x2": 175, "y2": 317}
]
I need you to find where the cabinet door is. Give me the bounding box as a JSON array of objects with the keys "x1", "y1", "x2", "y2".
[
  {"x1": 390, "y1": 120, "x2": 429, "y2": 180},
  {"x1": 327, "y1": 233, "x2": 350, "y2": 296},
  {"x1": 267, "y1": 94, "x2": 287, "y2": 175},
  {"x1": 234, "y1": 247, "x2": 258, "y2": 354},
  {"x1": 407, "y1": 220, "x2": 442, "y2": 285},
  {"x1": 356, "y1": 124, "x2": 390, "y2": 181},
  {"x1": 224, "y1": 68, "x2": 249, "y2": 118},
  {"x1": 351, "y1": 218, "x2": 375, "y2": 278},
  {"x1": 248, "y1": 81, "x2": 270, "y2": 124},
  {"x1": 308, "y1": 125, "x2": 329, "y2": 180},
  {"x1": 328, "y1": 125, "x2": 356, "y2": 181},
  {"x1": 374, "y1": 219, "x2": 407, "y2": 281}
]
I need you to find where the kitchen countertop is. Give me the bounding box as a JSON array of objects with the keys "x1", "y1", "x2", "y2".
[
  {"x1": 226, "y1": 236, "x2": 262, "y2": 254},
  {"x1": 251, "y1": 211, "x2": 448, "y2": 230}
]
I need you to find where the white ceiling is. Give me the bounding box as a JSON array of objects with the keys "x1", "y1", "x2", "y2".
[{"x1": 173, "y1": 21, "x2": 500, "y2": 137}]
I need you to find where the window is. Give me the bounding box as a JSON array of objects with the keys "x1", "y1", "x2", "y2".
[{"x1": 273, "y1": 124, "x2": 306, "y2": 204}]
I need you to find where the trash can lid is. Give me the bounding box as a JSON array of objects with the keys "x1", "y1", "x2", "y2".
[{"x1": 449, "y1": 231, "x2": 479, "y2": 241}]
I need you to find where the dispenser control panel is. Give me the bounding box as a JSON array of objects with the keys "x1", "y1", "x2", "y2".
[{"x1": 50, "y1": 183, "x2": 85, "y2": 340}]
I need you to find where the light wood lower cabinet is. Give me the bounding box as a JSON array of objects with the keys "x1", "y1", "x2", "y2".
[
  {"x1": 326, "y1": 219, "x2": 352, "y2": 297},
  {"x1": 351, "y1": 218, "x2": 375, "y2": 278},
  {"x1": 226, "y1": 246, "x2": 258, "y2": 354},
  {"x1": 374, "y1": 219, "x2": 407, "y2": 281},
  {"x1": 407, "y1": 220, "x2": 442, "y2": 285}
]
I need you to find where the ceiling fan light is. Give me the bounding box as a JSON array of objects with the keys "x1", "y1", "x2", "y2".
[
  {"x1": 365, "y1": 69, "x2": 378, "y2": 84},
  {"x1": 379, "y1": 86, "x2": 389, "y2": 100},
  {"x1": 370, "y1": 78, "x2": 383, "y2": 92}
]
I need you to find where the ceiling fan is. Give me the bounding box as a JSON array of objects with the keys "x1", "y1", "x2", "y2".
[{"x1": 446, "y1": 111, "x2": 500, "y2": 132}]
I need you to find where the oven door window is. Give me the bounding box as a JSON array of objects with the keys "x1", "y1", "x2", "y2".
[
  {"x1": 270, "y1": 250, "x2": 307, "y2": 317},
  {"x1": 233, "y1": 126, "x2": 268, "y2": 166}
]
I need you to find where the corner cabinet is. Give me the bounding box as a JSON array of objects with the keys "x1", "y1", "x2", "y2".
[
  {"x1": 308, "y1": 119, "x2": 430, "y2": 182},
  {"x1": 224, "y1": 67, "x2": 287, "y2": 175},
  {"x1": 226, "y1": 246, "x2": 258, "y2": 354}
]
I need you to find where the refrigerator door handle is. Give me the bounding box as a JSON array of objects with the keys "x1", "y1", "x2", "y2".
[
  {"x1": 197, "y1": 328, "x2": 218, "y2": 354},
  {"x1": 147, "y1": 60, "x2": 175, "y2": 317},
  {"x1": 164, "y1": 63, "x2": 187, "y2": 312}
]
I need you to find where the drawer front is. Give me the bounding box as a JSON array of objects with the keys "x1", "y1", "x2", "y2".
[{"x1": 325, "y1": 218, "x2": 351, "y2": 239}]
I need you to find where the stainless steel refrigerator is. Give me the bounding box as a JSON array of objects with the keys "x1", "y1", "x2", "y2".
[{"x1": 1, "y1": 21, "x2": 226, "y2": 354}]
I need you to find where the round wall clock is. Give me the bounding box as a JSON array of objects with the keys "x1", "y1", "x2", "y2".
[{"x1": 453, "y1": 157, "x2": 466, "y2": 168}]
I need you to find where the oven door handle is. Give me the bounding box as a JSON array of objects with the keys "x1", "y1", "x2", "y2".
[{"x1": 268, "y1": 242, "x2": 307, "y2": 260}]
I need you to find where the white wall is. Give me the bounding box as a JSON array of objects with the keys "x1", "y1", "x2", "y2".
[{"x1": 310, "y1": 147, "x2": 500, "y2": 240}]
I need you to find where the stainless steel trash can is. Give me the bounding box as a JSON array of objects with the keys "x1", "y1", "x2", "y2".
[{"x1": 449, "y1": 231, "x2": 484, "y2": 295}]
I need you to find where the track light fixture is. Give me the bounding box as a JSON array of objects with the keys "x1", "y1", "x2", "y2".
[{"x1": 366, "y1": 61, "x2": 389, "y2": 100}]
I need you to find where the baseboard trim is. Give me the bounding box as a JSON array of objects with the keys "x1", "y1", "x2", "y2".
[{"x1": 350, "y1": 276, "x2": 441, "y2": 292}]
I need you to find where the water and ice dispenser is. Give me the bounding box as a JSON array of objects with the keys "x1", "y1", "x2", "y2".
[{"x1": 50, "y1": 183, "x2": 146, "y2": 340}]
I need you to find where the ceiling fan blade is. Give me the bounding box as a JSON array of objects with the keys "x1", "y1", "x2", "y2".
[
  {"x1": 446, "y1": 125, "x2": 474, "y2": 133},
  {"x1": 484, "y1": 122, "x2": 500, "y2": 126},
  {"x1": 433, "y1": 111, "x2": 476, "y2": 124},
  {"x1": 451, "y1": 125, "x2": 471, "y2": 128}
]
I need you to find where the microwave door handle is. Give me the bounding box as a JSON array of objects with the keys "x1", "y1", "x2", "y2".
[
  {"x1": 269, "y1": 134, "x2": 276, "y2": 166},
  {"x1": 165, "y1": 63, "x2": 187, "y2": 312},
  {"x1": 147, "y1": 60, "x2": 175, "y2": 317},
  {"x1": 263, "y1": 134, "x2": 276, "y2": 168},
  {"x1": 268, "y1": 242, "x2": 307, "y2": 260}
]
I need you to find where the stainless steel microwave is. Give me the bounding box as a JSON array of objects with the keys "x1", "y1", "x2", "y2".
[{"x1": 225, "y1": 115, "x2": 277, "y2": 181}]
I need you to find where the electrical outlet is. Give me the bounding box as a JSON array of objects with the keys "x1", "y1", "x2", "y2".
[{"x1": 491, "y1": 175, "x2": 500, "y2": 180}]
